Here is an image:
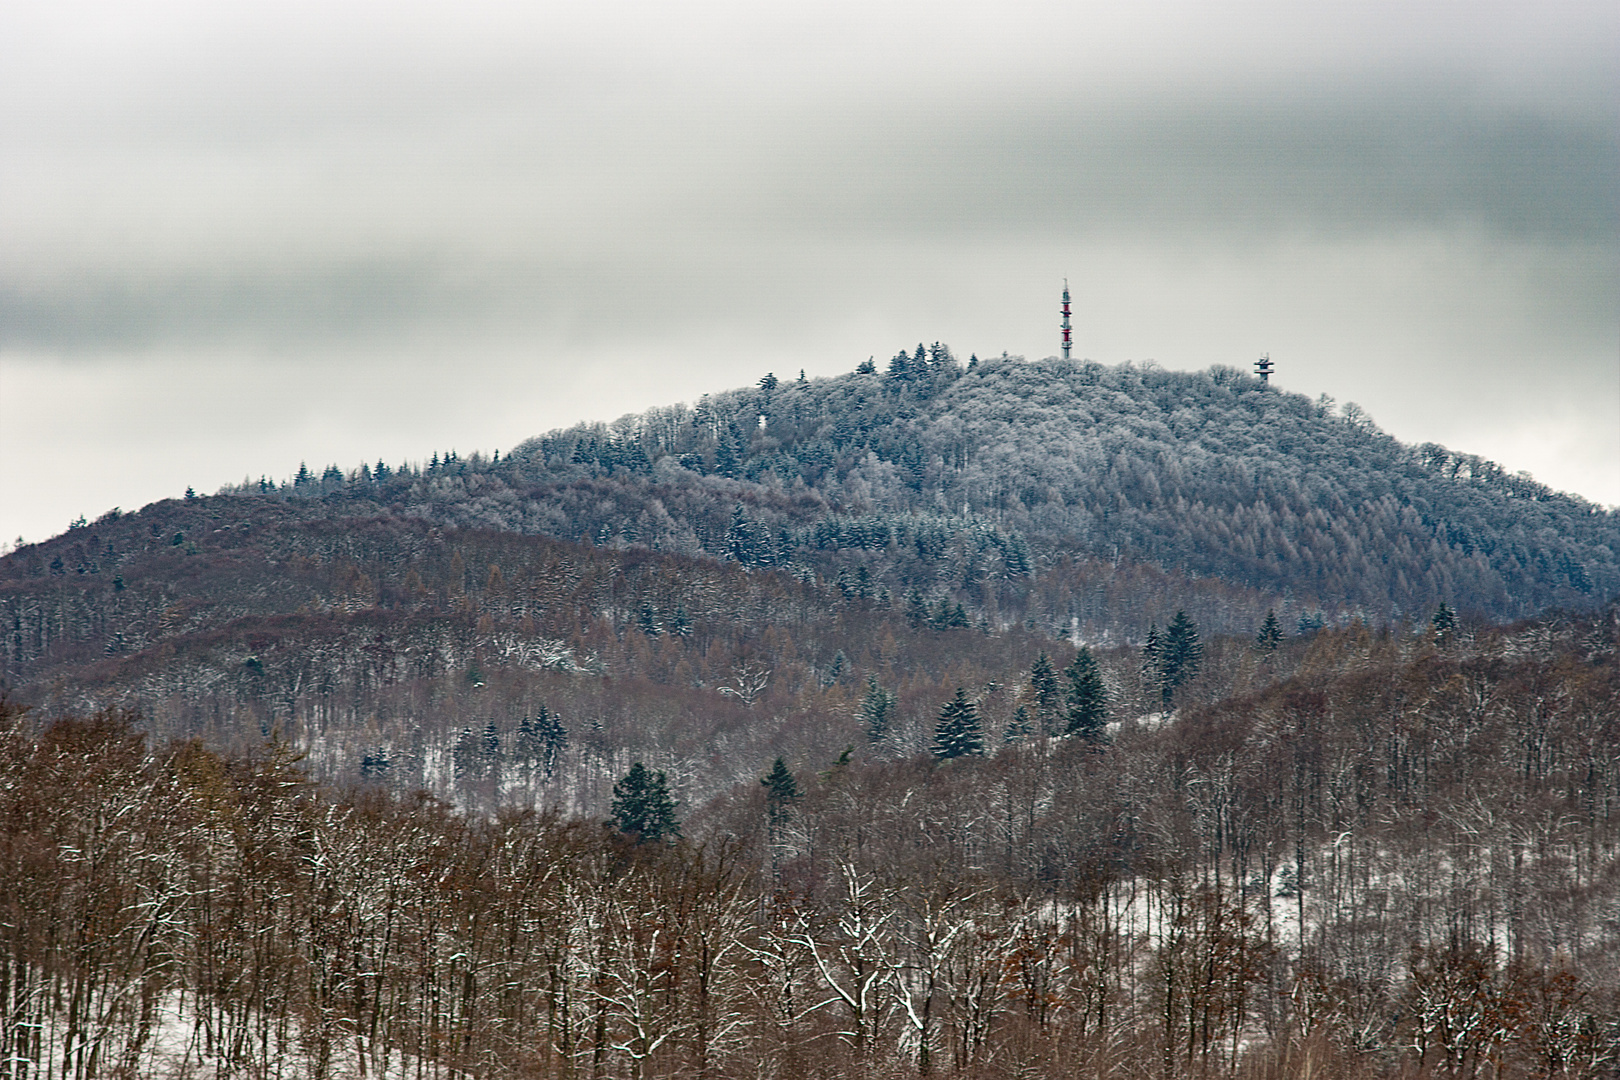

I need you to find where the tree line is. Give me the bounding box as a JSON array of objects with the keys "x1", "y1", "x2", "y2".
[{"x1": 4, "y1": 601, "x2": 1617, "y2": 1078}]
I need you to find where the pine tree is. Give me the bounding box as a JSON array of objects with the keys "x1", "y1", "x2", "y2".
[
  {"x1": 1003, "y1": 532, "x2": 1032, "y2": 577},
  {"x1": 516, "y1": 707, "x2": 567, "y2": 778},
  {"x1": 609, "y1": 763, "x2": 680, "y2": 843},
  {"x1": 1064, "y1": 647, "x2": 1109, "y2": 739},
  {"x1": 668, "y1": 603, "x2": 693, "y2": 637},
  {"x1": 761, "y1": 757, "x2": 801, "y2": 830},
  {"x1": 1255, "y1": 610, "x2": 1284, "y2": 652},
  {"x1": 1431, "y1": 602, "x2": 1457, "y2": 645},
  {"x1": 1141, "y1": 624, "x2": 1162, "y2": 686},
  {"x1": 1029, "y1": 652, "x2": 1063, "y2": 735},
  {"x1": 452, "y1": 726, "x2": 478, "y2": 779},
  {"x1": 1004, "y1": 704, "x2": 1033, "y2": 743},
  {"x1": 727, "y1": 504, "x2": 759, "y2": 564},
  {"x1": 932, "y1": 688, "x2": 984, "y2": 760},
  {"x1": 1157, "y1": 610, "x2": 1203, "y2": 709},
  {"x1": 904, "y1": 588, "x2": 928, "y2": 629},
  {"x1": 637, "y1": 601, "x2": 662, "y2": 636},
  {"x1": 859, "y1": 676, "x2": 896, "y2": 742}
]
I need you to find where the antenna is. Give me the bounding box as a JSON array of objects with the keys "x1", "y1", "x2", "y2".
[
  {"x1": 1254, "y1": 353, "x2": 1274, "y2": 385},
  {"x1": 1060, "y1": 280, "x2": 1072, "y2": 361}
]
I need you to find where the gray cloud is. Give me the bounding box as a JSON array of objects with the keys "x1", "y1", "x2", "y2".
[
  {"x1": 2, "y1": 0, "x2": 1616, "y2": 543},
  {"x1": 5, "y1": 83, "x2": 1613, "y2": 345}
]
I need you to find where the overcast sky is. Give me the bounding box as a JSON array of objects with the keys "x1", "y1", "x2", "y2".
[{"x1": 2, "y1": 0, "x2": 1616, "y2": 546}]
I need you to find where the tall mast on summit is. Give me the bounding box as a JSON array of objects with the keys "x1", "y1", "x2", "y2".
[
  {"x1": 1060, "y1": 280, "x2": 1072, "y2": 361},
  {"x1": 1254, "y1": 353, "x2": 1274, "y2": 385}
]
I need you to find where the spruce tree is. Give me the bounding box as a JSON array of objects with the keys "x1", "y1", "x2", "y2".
[
  {"x1": 859, "y1": 676, "x2": 896, "y2": 742},
  {"x1": 609, "y1": 763, "x2": 680, "y2": 843},
  {"x1": 1029, "y1": 652, "x2": 1063, "y2": 735},
  {"x1": 1255, "y1": 610, "x2": 1284, "y2": 652},
  {"x1": 1004, "y1": 704, "x2": 1033, "y2": 743},
  {"x1": 1141, "y1": 624, "x2": 1162, "y2": 684},
  {"x1": 761, "y1": 756, "x2": 801, "y2": 804},
  {"x1": 761, "y1": 757, "x2": 801, "y2": 838},
  {"x1": 1064, "y1": 647, "x2": 1109, "y2": 739},
  {"x1": 932, "y1": 688, "x2": 984, "y2": 760},
  {"x1": 904, "y1": 589, "x2": 928, "y2": 628},
  {"x1": 516, "y1": 707, "x2": 567, "y2": 778},
  {"x1": 1157, "y1": 611, "x2": 1203, "y2": 709},
  {"x1": 1431, "y1": 602, "x2": 1457, "y2": 645}
]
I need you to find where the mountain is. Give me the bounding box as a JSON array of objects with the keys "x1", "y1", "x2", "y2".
[
  {"x1": 3, "y1": 352, "x2": 1615, "y2": 807},
  {"x1": 4, "y1": 352, "x2": 1619, "y2": 1078},
  {"x1": 235, "y1": 352, "x2": 1620, "y2": 623}
]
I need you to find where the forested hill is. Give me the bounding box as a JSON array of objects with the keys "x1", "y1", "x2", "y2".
[{"x1": 244, "y1": 351, "x2": 1614, "y2": 623}]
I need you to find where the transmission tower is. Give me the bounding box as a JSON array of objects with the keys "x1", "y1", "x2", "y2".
[
  {"x1": 1060, "y1": 280, "x2": 1072, "y2": 361},
  {"x1": 1254, "y1": 353, "x2": 1274, "y2": 385}
]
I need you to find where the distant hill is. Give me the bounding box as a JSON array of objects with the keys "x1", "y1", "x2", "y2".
[
  {"x1": 2, "y1": 351, "x2": 1615, "y2": 804},
  {"x1": 230, "y1": 351, "x2": 1620, "y2": 623}
]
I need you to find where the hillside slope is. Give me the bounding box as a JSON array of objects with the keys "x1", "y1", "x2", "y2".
[
  {"x1": 3, "y1": 352, "x2": 1615, "y2": 804},
  {"x1": 231, "y1": 353, "x2": 1620, "y2": 622}
]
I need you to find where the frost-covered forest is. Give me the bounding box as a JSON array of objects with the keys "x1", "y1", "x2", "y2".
[
  {"x1": 221, "y1": 353, "x2": 1619, "y2": 622},
  {"x1": 2, "y1": 353, "x2": 1618, "y2": 1079}
]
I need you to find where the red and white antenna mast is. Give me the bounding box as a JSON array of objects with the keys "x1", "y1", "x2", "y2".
[{"x1": 1060, "y1": 279, "x2": 1073, "y2": 360}]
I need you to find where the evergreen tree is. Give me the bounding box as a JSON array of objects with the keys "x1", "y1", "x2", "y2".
[
  {"x1": 1431, "y1": 602, "x2": 1457, "y2": 645},
  {"x1": 727, "y1": 504, "x2": 760, "y2": 564},
  {"x1": 1004, "y1": 704, "x2": 1033, "y2": 743},
  {"x1": 636, "y1": 601, "x2": 662, "y2": 636},
  {"x1": 1141, "y1": 624, "x2": 1162, "y2": 687},
  {"x1": 609, "y1": 763, "x2": 680, "y2": 843},
  {"x1": 516, "y1": 707, "x2": 567, "y2": 778},
  {"x1": 1157, "y1": 610, "x2": 1203, "y2": 709},
  {"x1": 933, "y1": 688, "x2": 984, "y2": 760},
  {"x1": 1003, "y1": 531, "x2": 1032, "y2": 577},
  {"x1": 452, "y1": 726, "x2": 478, "y2": 779},
  {"x1": 1064, "y1": 647, "x2": 1109, "y2": 739},
  {"x1": 859, "y1": 676, "x2": 896, "y2": 742},
  {"x1": 667, "y1": 602, "x2": 693, "y2": 637},
  {"x1": 1029, "y1": 652, "x2": 1063, "y2": 735},
  {"x1": 714, "y1": 425, "x2": 746, "y2": 479},
  {"x1": 904, "y1": 588, "x2": 928, "y2": 628},
  {"x1": 1255, "y1": 610, "x2": 1284, "y2": 652},
  {"x1": 760, "y1": 757, "x2": 801, "y2": 830}
]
